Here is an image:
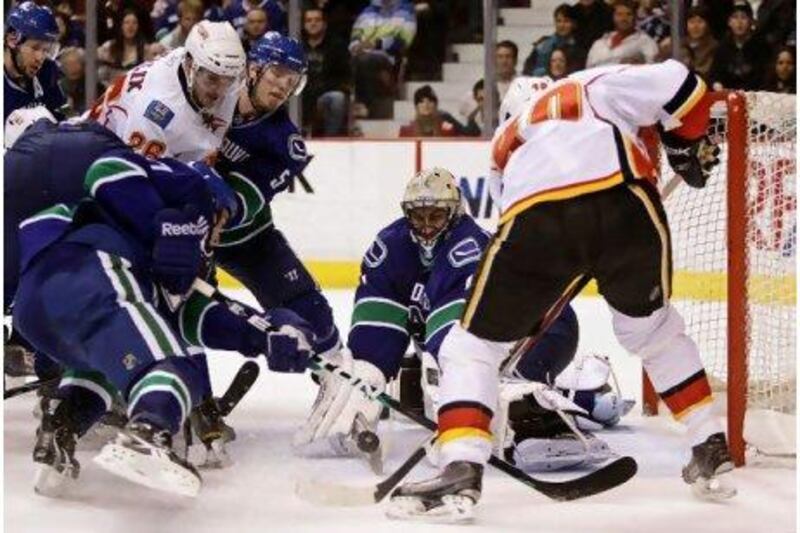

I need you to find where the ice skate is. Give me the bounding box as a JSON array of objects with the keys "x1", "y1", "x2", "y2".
[
  {"x1": 32, "y1": 400, "x2": 80, "y2": 498},
  {"x1": 185, "y1": 397, "x2": 236, "y2": 468},
  {"x1": 682, "y1": 432, "x2": 737, "y2": 501},
  {"x1": 94, "y1": 420, "x2": 201, "y2": 497},
  {"x1": 387, "y1": 461, "x2": 482, "y2": 523}
]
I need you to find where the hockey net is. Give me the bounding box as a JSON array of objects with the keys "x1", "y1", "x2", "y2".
[{"x1": 643, "y1": 91, "x2": 797, "y2": 466}]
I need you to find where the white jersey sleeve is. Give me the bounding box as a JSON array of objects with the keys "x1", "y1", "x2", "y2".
[{"x1": 576, "y1": 59, "x2": 707, "y2": 135}]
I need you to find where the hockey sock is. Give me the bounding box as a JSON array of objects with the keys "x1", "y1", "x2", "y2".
[
  {"x1": 58, "y1": 369, "x2": 118, "y2": 435},
  {"x1": 513, "y1": 304, "x2": 578, "y2": 383},
  {"x1": 127, "y1": 369, "x2": 194, "y2": 434}
]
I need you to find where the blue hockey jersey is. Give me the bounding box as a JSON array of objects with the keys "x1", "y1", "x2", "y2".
[
  {"x1": 4, "y1": 59, "x2": 67, "y2": 121},
  {"x1": 215, "y1": 107, "x2": 311, "y2": 247},
  {"x1": 348, "y1": 215, "x2": 491, "y2": 379},
  {"x1": 17, "y1": 152, "x2": 217, "y2": 273}
]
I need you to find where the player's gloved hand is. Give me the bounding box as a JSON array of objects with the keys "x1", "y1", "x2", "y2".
[
  {"x1": 661, "y1": 130, "x2": 720, "y2": 189},
  {"x1": 151, "y1": 205, "x2": 208, "y2": 295},
  {"x1": 244, "y1": 308, "x2": 315, "y2": 373},
  {"x1": 188, "y1": 160, "x2": 239, "y2": 222}
]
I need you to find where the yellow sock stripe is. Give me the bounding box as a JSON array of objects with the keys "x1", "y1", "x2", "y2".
[
  {"x1": 438, "y1": 427, "x2": 493, "y2": 446},
  {"x1": 672, "y1": 394, "x2": 714, "y2": 421}
]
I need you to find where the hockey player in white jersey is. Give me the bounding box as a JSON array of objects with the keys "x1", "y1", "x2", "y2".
[
  {"x1": 87, "y1": 20, "x2": 245, "y2": 162},
  {"x1": 387, "y1": 59, "x2": 732, "y2": 522}
]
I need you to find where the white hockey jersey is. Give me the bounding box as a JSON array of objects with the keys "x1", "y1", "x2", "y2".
[
  {"x1": 87, "y1": 48, "x2": 240, "y2": 162},
  {"x1": 490, "y1": 59, "x2": 707, "y2": 224}
]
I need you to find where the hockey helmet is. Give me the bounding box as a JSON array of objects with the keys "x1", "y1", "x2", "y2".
[
  {"x1": 401, "y1": 168, "x2": 465, "y2": 250},
  {"x1": 185, "y1": 20, "x2": 246, "y2": 79},
  {"x1": 4, "y1": 105, "x2": 56, "y2": 149},
  {"x1": 499, "y1": 76, "x2": 553, "y2": 122},
  {"x1": 6, "y1": 2, "x2": 59, "y2": 43},
  {"x1": 248, "y1": 32, "x2": 308, "y2": 96},
  {"x1": 5, "y1": 2, "x2": 60, "y2": 59}
]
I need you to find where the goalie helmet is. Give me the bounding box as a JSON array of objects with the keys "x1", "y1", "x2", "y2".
[
  {"x1": 401, "y1": 168, "x2": 465, "y2": 252},
  {"x1": 499, "y1": 75, "x2": 553, "y2": 122}
]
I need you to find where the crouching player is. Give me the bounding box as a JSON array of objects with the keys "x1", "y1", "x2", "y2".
[
  {"x1": 294, "y1": 168, "x2": 631, "y2": 471},
  {"x1": 13, "y1": 151, "x2": 315, "y2": 497}
]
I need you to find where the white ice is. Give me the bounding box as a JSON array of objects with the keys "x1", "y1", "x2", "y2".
[{"x1": 4, "y1": 290, "x2": 796, "y2": 533}]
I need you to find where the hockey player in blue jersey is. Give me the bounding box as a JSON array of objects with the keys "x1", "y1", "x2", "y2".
[
  {"x1": 13, "y1": 150, "x2": 318, "y2": 497},
  {"x1": 4, "y1": 108, "x2": 131, "y2": 382},
  {"x1": 213, "y1": 32, "x2": 341, "y2": 357},
  {"x1": 4, "y1": 2, "x2": 67, "y2": 122},
  {"x1": 294, "y1": 168, "x2": 630, "y2": 469}
]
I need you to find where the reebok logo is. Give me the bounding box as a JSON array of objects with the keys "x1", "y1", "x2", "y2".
[{"x1": 161, "y1": 217, "x2": 209, "y2": 237}]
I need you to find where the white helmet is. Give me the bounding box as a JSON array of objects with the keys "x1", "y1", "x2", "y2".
[
  {"x1": 184, "y1": 21, "x2": 246, "y2": 79},
  {"x1": 499, "y1": 76, "x2": 553, "y2": 122},
  {"x1": 4, "y1": 105, "x2": 56, "y2": 149}
]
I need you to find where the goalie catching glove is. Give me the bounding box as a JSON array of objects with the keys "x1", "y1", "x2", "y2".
[
  {"x1": 293, "y1": 349, "x2": 385, "y2": 456},
  {"x1": 660, "y1": 128, "x2": 720, "y2": 189}
]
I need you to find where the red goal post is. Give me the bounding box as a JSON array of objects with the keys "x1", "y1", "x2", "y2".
[{"x1": 642, "y1": 91, "x2": 797, "y2": 467}]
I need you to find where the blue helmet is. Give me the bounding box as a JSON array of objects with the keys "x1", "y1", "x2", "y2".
[
  {"x1": 248, "y1": 32, "x2": 308, "y2": 95},
  {"x1": 6, "y1": 2, "x2": 59, "y2": 44}
]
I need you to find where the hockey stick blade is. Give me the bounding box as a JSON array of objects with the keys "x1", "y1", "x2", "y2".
[
  {"x1": 218, "y1": 360, "x2": 260, "y2": 417},
  {"x1": 489, "y1": 454, "x2": 638, "y2": 501},
  {"x1": 295, "y1": 443, "x2": 429, "y2": 506}
]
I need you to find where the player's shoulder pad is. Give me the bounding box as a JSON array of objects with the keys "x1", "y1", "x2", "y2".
[
  {"x1": 364, "y1": 217, "x2": 411, "y2": 269},
  {"x1": 144, "y1": 99, "x2": 175, "y2": 129}
]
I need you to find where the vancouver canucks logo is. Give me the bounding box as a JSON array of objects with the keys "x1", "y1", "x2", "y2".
[
  {"x1": 364, "y1": 237, "x2": 388, "y2": 268},
  {"x1": 287, "y1": 134, "x2": 308, "y2": 162},
  {"x1": 448, "y1": 238, "x2": 482, "y2": 268}
]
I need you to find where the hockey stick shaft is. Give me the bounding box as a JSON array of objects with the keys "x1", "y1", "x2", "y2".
[{"x1": 3, "y1": 376, "x2": 59, "y2": 400}]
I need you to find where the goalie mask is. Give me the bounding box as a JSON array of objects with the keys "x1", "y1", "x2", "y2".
[{"x1": 401, "y1": 168, "x2": 464, "y2": 255}]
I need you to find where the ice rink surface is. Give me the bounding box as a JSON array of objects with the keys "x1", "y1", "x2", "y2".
[{"x1": 4, "y1": 289, "x2": 796, "y2": 533}]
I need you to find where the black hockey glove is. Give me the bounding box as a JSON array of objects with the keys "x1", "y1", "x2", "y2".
[{"x1": 660, "y1": 130, "x2": 720, "y2": 189}]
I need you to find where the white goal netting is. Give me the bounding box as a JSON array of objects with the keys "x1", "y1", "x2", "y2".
[{"x1": 661, "y1": 92, "x2": 796, "y2": 457}]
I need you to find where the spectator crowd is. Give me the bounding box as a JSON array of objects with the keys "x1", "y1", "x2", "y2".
[{"x1": 12, "y1": 0, "x2": 796, "y2": 135}]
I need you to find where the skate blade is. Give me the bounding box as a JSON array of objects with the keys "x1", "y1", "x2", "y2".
[
  {"x1": 690, "y1": 464, "x2": 737, "y2": 501},
  {"x1": 197, "y1": 441, "x2": 233, "y2": 470},
  {"x1": 386, "y1": 495, "x2": 476, "y2": 524},
  {"x1": 93, "y1": 443, "x2": 201, "y2": 497},
  {"x1": 33, "y1": 463, "x2": 78, "y2": 498}
]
